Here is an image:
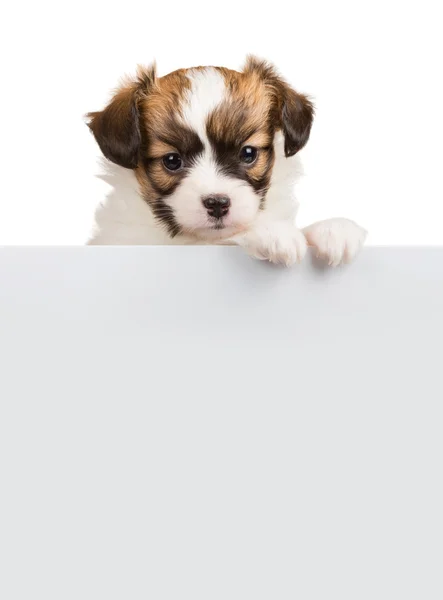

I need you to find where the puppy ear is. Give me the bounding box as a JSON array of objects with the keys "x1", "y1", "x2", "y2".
[
  {"x1": 280, "y1": 89, "x2": 314, "y2": 157},
  {"x1": 86, "y1": 64, "x2": 156, "y2": 169},
  {"x1": 243, "y1": 56, "x2": 314, "y2": 157}
]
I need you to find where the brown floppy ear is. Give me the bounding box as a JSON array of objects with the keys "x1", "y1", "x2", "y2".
[
  {"x1": 86, "y1": 64, "x2": 156, "y2": 169},
  {"x1": 243, "y1": 56, "x2": 314, "y2": 157}
]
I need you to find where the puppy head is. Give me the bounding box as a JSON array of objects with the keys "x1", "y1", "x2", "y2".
[{"x1": 87, "y1": 57, "x2": 314, "y2": 240}]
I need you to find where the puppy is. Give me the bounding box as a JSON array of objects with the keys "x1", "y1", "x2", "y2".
[{"x1": 87, "y1": 56, "x2": 366, "y2": 265}]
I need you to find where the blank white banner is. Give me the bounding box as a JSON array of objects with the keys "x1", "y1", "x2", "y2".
[{"x1": 0, "y1": 247, "x2": 442, "y2": 599}]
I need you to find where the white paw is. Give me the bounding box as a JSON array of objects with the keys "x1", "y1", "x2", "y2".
[
  {"x1": 240, "y1": 221, "x2": 307, "y2": 266},
  {"x1": 303, "y1": 218, "x2": 367, "y2": 267}
]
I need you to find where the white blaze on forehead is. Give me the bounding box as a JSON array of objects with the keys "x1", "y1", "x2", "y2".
[{"x1": 181, "y1": 68, "x2": 227, "y2": 142}]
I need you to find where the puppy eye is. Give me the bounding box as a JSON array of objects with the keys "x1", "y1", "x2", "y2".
[
  {"x1": 240, "y1": 146, "x2": 258, "y2": 165},
  {"x1": 163, "y1": 153, "x2": 183, "y2": 172}
]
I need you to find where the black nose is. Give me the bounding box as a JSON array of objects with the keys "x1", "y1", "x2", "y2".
[{"x1": 202, "y1": 195, "x2": 231, "y2": 219}]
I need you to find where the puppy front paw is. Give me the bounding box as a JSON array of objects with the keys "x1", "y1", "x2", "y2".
[
  {"x1": 303, "y1": 218, "x2": 367, "y2": 267},
  {"x1": 241, "y1": 222, "x2": 307, "y2": 266}
]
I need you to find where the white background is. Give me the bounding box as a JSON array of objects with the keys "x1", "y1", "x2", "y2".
[{"x1": 1, "y1": 0, "x2": 442, "y2": 245}]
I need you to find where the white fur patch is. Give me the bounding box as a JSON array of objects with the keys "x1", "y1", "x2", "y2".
[
  {"x1": 232, "y1": 217, "x2": 308, "y2": 266},
  {"x1": 181, "y1": 68, "x2": 227, "y2": 142},
  {"x1": 303, "y1": 218, "x2": 368, "y2": 266}
]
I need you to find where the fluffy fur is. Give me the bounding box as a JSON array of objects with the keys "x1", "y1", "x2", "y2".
[{"x1": 87, "y1": 57, "x2": 366, "y2": 265}]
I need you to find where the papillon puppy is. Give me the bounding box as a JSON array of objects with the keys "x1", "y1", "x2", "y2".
[{"x1": 87, "y1": 56, "x2": 366, "y2": 265}]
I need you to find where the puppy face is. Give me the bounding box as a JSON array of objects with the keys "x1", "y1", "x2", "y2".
[{"x1": 88, "y1": 57, "x2": 314, "y2": 240}]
